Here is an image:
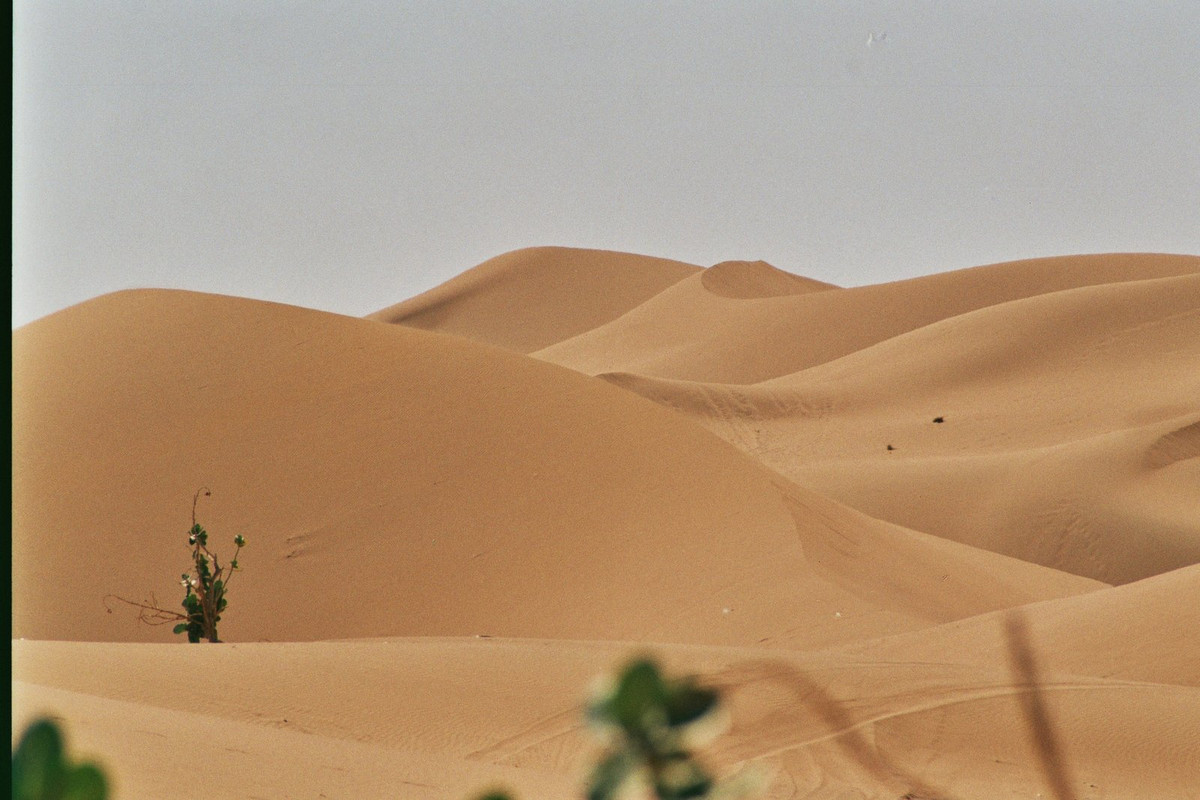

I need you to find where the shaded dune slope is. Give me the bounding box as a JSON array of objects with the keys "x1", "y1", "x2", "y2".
[
  {"x1": 12, "y1": 289, "x2": 1095, "y2": 647},
  {"x1": 699, "y1": 259, "x2": 839, "y2": 298},
  {"x1": 366, "y1": 246, "x2": 700, "y2": 352},
  {"x1": 601, "y1": 270, "x2": 1200, "y2": 584}
]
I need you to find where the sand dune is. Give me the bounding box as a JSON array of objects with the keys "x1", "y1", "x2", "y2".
[
  {"x1": 13, "y1": 288, "x2": 1100, "y2": 650},
  {"x1": 699, "y1": 260, "x2": 838, "y2": 299},
  {"x1": 535, "y1": 253, "x2": 1200, "y2": 383},
  {"x1": 16, "y1": 622, "x2": 1200, "y2": 799},
  {"x1": 12, "y1": 248, "x2": 1200, "y2": 799},
  {"x1": 838, "y1": 563, "x2": 1200, "y2": 687},
  {"x1": 599, "y1": 271, "x2": 1200, "y2": 584},
  {"x1": 367, "y1": 247, "x2": 700, "y2": 352}
]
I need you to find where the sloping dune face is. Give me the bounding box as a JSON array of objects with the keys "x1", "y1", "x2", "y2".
[
  {"x1": 15, "y1": 288, "x2": 1095, "y2": 647},
  {"x1": 14, "y1": 288, "x2": 813, "y2": 645},
  {"x1": 698, "y1": 260, "x2": 838, "y2": 299},
  {"x1": 13, "y1": 250, "x2": 1200, "y2": 800},
  {"x1": 589, "y1": 258, "x2": 1200, "y2": 584},
  {"x1": 536, "y1": 253, "x2": 1200, "y2": 383}
]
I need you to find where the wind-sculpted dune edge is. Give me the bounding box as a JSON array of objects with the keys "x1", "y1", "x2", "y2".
[{"x1": 12, "y1": 249, "x2": 1200, "y2": 799}]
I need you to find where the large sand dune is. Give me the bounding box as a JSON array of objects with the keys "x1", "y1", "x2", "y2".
[
  {"x1": 12, "y1": 248, "x2": 1200, "y2": 799},
  {"x1": 366, "y1": 247, "x2": 701, "y2": 353}
]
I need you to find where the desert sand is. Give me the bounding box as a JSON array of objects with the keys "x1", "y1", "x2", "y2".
[{"x1": 12, "y1": 248, "x2": 1200, "y2": 799}]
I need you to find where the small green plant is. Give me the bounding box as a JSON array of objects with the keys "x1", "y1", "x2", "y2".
[
  {"x1": 475, "y1": 658, "x2": 758, "y2": 800},
  {"x1": 12, "y1": 717, "x2": 108, "y2": 800},
  {"x1": 585, "y1": 658, "x2": 723, "y2": 800},
  {"x1": 106, "y1": 488, "x2": 246, "y2": 643}
]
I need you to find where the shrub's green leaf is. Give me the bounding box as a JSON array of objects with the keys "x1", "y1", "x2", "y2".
[
  {"x1": 172, "y1": 623, "x2": 188, "y2": 634},
  {"x1": 663, "y1": 683, "x2": 719, "y2": 728},
  {"x1": 586, "y1": 750, "x2": 637, "y2": 800},
  {"x1": 12, "y1": 718, "x2": 66, "y2": 800},
  {"x1": 603, "y1": 659, "x2": 668, "y2": 731},
  {"x1": 62, "y1": 763, "x2": 108, "y2": 800}
]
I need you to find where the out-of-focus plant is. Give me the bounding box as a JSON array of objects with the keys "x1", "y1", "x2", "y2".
[
  {"x1": 106, "y1": 488, "x2": 246, "y2": 643},
  {"x1": 474, "y1": 657, "x2": 759, "y2": 800},
  {"x1": 585, "y1": 658, "x2": 727, "y2": 800},
  {"x1": 12, "y1": 717, "x2": 108, "y2": 800}
]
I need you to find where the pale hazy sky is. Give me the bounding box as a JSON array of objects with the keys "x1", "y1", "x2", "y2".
[{"x1": 12, "y1": 2, "x2": 1200, "y2": 327}]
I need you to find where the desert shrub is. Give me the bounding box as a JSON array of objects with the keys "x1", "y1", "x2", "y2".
[
  {"x1": 11, "y1": 718, "x2": 108, "y2": 800},
  {"x1": 106, "y1": 488, "x2": 246, "y2": 643}
]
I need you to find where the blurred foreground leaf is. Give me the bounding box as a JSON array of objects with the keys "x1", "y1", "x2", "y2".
[
  {"x1": 586, "y1": 658, "x2": 728, "y2": 800},
  {"x1": 12, "y1": 718, "x2": 109, "y2": 800}
]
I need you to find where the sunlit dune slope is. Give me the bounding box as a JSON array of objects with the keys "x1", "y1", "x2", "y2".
[
  {"x1": 838, "y1": 562, "x2": 1200, "y2": 687},
  {"x1": 12, "y1": 678, "x2": 577, "y2": 800},
  {"x1": 13, "y1": 289, "x2": 1103, "y2": 647},
  {"x1": 535, "y1": 253, "x2": 1200, "y2": 383},
  {"x1": 366, "y1": 246, "x2": 700, "y2": 352},
  {"x1": 604, "y1": 270, "x2": 1200, "y2": 584},
  {"x1": 16, "y1": 603, "x2": 1200, "y2": 800}
]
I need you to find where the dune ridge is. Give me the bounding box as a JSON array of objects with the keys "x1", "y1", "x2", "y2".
[
  {"x1": 533, "y1": 252, "x2": 1200, "y2": 383},
  {"x1": 366, "y1": 246, "x2": 700, "y2": 353},
  {"x1": 13, "y1": 248, "x2": 1200, "y2": 799},
  {"x1": 698, "y1": 259, "x2": 839, "y2": 299}
]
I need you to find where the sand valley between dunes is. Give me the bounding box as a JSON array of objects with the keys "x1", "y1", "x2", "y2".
[{"x1": 12, "y1": 248, "x2": 1200, "y2": 799}]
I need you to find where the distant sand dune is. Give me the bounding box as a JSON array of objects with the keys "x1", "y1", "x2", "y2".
[
  {"x1": 12, "y1": 248, "x2": 1199, "y2": 799},
  {"x1": 599, "y1": 271, "x2": 1200, "y2": 583},
  {"x1": 535, "y1": 252, "x2": 1200, "y2": 383},
  {"x1": 699, "y1": 259, "x2": 839, "y2": 299},
  {"x1": 367, "y1": 246, "x2": 700, "y2": 352}
]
